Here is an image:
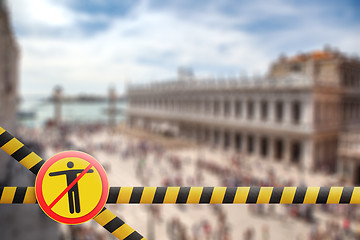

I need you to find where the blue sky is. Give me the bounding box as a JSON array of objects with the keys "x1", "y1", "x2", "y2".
[{"x1": 7, "y1": 0, "x2": 360, "y2": 96}]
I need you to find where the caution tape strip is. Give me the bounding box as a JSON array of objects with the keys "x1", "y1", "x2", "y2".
[
  {"x1": 0, "y1": 187, "x2": 36, "y2": 204},
  {"x1": 108, "y1": 186, "x2": 359, "y2": 204},
  {"x1": 0, "y1": 127, "x2": 45, "y2": 175},
  {"x1": 1, "y1": 186, "x2": 359, "y2": 204},
  {"x1": 93, "y1": 207, "x2": 146, "y2": 240},
  {"x1": 0, "y1": 127, "x2": 147, "y2": 240}
]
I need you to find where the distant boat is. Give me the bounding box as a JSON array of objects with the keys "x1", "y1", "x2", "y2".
[{"x1": 17, "y1": 111, "x2": 36, "y2": 120}]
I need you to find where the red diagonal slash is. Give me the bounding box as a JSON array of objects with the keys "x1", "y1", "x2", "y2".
[{"x1": 49, "y1": 163, "x2": 94, "y2": 209}]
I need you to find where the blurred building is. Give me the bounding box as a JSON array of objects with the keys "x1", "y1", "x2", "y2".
[
  {"x1": 0, "y1": 2, "x2": 61, "y2": 240},
  {"x1": 0, "y1": 0, "x2": 20, "y2": 184},
  {"x1": 127, "y1": 47, "x2": 360, "y2": 183}
]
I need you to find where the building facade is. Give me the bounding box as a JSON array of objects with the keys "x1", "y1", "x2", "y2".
[
  {"x1": 0, "y1": 3, "x2": 62, "y2": 240},
  {"x1": 0, "y1": 0, "x2": 20, "y2": 184},
  {"x1": 126, "y1": 47, "x2": 360, "y2": 183}
]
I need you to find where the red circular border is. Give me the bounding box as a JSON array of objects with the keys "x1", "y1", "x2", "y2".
[{"x1": 35, "y1": 151, "x2": 109, "y2": 225}]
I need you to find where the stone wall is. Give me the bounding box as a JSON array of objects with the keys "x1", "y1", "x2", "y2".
[{"x1": 0, "y1": 1, "x2": 19, "y2": 184}]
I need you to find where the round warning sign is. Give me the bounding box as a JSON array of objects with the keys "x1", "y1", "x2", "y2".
[{"x1": 35, "y1": 151, "x2": 109, "y2": 225}]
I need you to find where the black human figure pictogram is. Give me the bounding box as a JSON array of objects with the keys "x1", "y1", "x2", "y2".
[{"x1": 49, "y1": 161, "x2": 94, "y2": 214}]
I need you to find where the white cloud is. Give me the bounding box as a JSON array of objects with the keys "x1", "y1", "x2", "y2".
[
  {"x1": 8, "y1": 0, "x2": 76, "y2": 28},
  {"x1": 6, "y1": 0, "x2": 360, "y2": 96}
]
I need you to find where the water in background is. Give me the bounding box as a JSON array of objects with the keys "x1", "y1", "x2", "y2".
[{"x1": 19, "y1": 96, "x2": 126, "y2": 128}]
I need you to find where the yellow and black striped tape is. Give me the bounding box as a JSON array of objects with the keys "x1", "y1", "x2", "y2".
[
  {"x1": 0, "y1": 187, "x2": 36, "y2": 204},
  {"x1": 0, "y1": 127, "x2": 44, "y2": 175},
  {"x1": 0, "y1": 126, "x2": 146, "y2": 240},
  {"x1": 1, "y1": 186, "x2": 359, "y2": 205},
  {"x1": 93, "y1": 207, "x2": 146, "y2": 240},
  {"x1": 106, "y1": 186, "x2": 360, "y2": 204},
  {"x1": 2, "y1": 124, "x2": 359, "y2": 240}
]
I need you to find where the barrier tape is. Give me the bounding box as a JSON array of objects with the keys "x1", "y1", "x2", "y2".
[
  {"x1": 107, "y1": 186, "x2": 359, "y2": 204},
  {"x1": 0, "y1": 127, "x2": 44, "y2": 175},
  {"x1": 1, "y1": 186, "x2": 359, "y2": 204},
  {"x1": 0, "y1": 127, "x2": 146, "y2": 240},
  {"x1": 0, "y1": 187, "x2": 36, "y2": 204},
  {"x1": 94, "y1": 207, "x2": 145, "y2": 240},
  {"x1": 1, "y1": 126, "x2": 358, "y2": 240}
]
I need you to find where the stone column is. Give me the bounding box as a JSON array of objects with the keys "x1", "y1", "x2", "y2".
[
  {"x1": 108, "y1": 86, "x2": 117, "y2": 127},
  {"x1": 229, "y1": 130, "x2": 236, "y2": 151},
  {"x1": 230, "y1": 97, "x2": 236, "y2": 119},
  {"x1": 197, "y1": 127, "x2": 202, "y2": 143},
  {"x1": 212, "y1": 128, "x2": 217, "y2": 146},
  {"x1": 241, "y1": 132, "x2": 247, "y2": 154},
  {"x1": 211, "y1": 98, "x2": 215, "y2": 117},
  {"x1": 53, "y1": 85, "x2": 63, "y2": 125},
  {"x1": 268, "y1": 137, "x2": 275, "y2": 162},
  {"x1": 302, "y1": 96, "x2": 313, "y2": 130},
  {"x1": 253, "y1": 134, "x2": 259, "y2": 158},
  {"x1": 268, "y1": 98, "x2": 275, "y2": 123},
  {"x1": 284, "y1": 100, "x2": 292, "y2": 126},
  {"x1": 254, "y1": 98, "x2": 260, "y2": 122},
  {"x1": 301, "y1": 139, "x2": 313, "y2": 172},
  {"x1": 240, "y1": 98, "x2": 245, "y2": 120},
  {"x1": 218, "y1": 129, "x2": 224, "y2": 149},
  {"x1": 219, "y1": 96, "x2": 224, "y2": 118},
  {"x1": 201, "y1": 98, "x2": 205, "y2": 115},
  {"x1": 283, "y1": 138, "x2": 291, "y2": 164}
]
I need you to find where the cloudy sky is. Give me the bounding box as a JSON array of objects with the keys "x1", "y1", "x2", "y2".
[{"x1": 7, "y1": 0, "x2": 360, "y2": 96}]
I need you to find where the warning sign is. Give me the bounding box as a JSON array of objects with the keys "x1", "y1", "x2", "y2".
[{"x1": 35, "y1": 151, "x2": 109, "y2": 224}]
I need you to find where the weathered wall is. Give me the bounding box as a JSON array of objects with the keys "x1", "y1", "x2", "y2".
[{"x1": 0, "y1": 2, "x2": 19, "y2": 185}]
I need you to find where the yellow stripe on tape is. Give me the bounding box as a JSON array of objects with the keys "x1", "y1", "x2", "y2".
[
  {"x1": 210, "y1": 187, "x2": 227, "y2": 204},
  {"x1": 350, "y1": 187, "x2": 360, "y2": 204},
  {"x1": 186, "y1": 187, "x2": 203, "y2": 204},
  {"x1": 163, "y1": 187, "x2": 180, "y2": 203},
  {"x1": 23, "y1": 187, "x2": 36, "y2": 204},
  {"x1": 1, "y1": 138, "x2": 23, "y2": 155},
  {"x1": 280, "y1": 187, "x2": 296, "y2": 204},
  {"x1": 0, "y1": 127, "x2": 5, "y2": 135},
  {"x1": 140, "y1": 187, "x2": 156, "y2": 204},
  {"x1": 19, "y1": 152, "x2": 42, "y2": 170},
  {"x1": 93, "y1": 209, "x2": 116, "y2": 226},
  {"x1": 303, "y1": 187, "x2": 320, "y2": 204},
  {"x1": 327, "y1": 187, "x2": 343, "y2": 204},
  {"x1": 257, "y1": 187, "x2": 273, "y2": 204},
  {"x1": 233, "y1": 187, "x2": 250, "y2": 203},
  {"x1": 117, "y1": 187, "x2": 133, "y2": 204},
  {"x1": 0, "y1": 187, "x2": 16, "y2": 203},
  {"x1": 113, "y1": 224, "x2": 134, "y2": 239}
]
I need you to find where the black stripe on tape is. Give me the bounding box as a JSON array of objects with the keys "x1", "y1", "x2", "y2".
[
  {"x1": 316, "y1": 187, "x2": 331, "y2": 204},
  {"x1": 107, "y1": 187, "x2": 120, "y2": 203},
  {"x1": 153, "y1": 187, "x2": 167, "y2": 204},
  {"x1": 292, "y1": 186, "x2": 307, "y2": 204},
  {"x1": 340, "y1": 187, "x2": 354, "y2": 204},
  {"x1": 176, "y1": 187, "x2": 190, "y2": 204},
  {"x1": 11, "y1": 146, "x2": 31, "y2": 162},
  {"x1": 269, "y1": 187, "x2": 283, "y2": 203},
  {"x1": 129, "y1": 187, "x2": 143, "y2": 203},
  {"x1": 246, "y1": 187, "x2": 260, "y2": 204},
  {"x1": 0, "y1": 132, "x2": 13, "y2": 148},
  {"x1": 0, "y1": 187, "x2": 3, "y2": 200},
  {"x1": 223, "y1": 187, "x2": 237, "y2": 204},
  {"x1": 99, "y1": 207, "x2": 106, "y2": 214},
  {"x1": 103, "y1": 217, "x2": 125, "y2": 233},
  {"x1": 29, "y1": 160, "x2": 45, "y2": 175},
  {"x1": 13, "y1": 187, "x2": 27, "y2": 204},
  {"x1": 124, "y1": 231, "x2": 143, "y2": 240},
  {"x1": 199, "y1": 187, "x2": 214, "y2": 204}
]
